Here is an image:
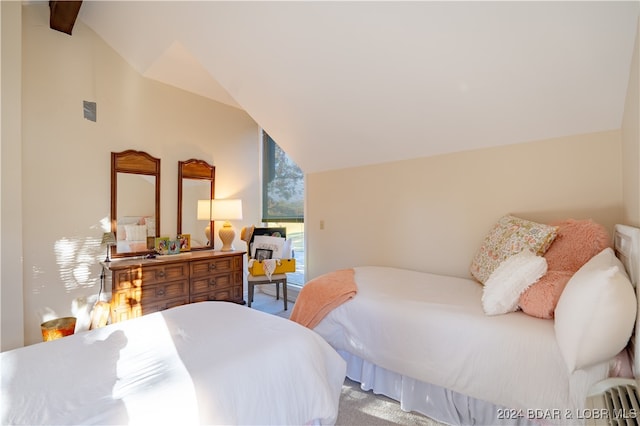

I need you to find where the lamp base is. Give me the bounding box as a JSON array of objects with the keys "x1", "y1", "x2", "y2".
[
  {"x1": 218, "y1": 223, "x2": 236, "y2": 251},
  {"x1": 204, "y1": 224, "x2": 211, "y2": 245}
]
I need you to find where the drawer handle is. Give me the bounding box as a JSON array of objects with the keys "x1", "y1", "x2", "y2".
[
  {"x1": 157, "y1": 271, "x2": 166, "y2": 278},
  {"x1": 209, "y1": 279, "x2": 216, "y2": 287},
  {"x1": 208, "y1": 264, "x2": 217, "y2": 271},
  {"x1": 157, "y1": 289, "x2": 165, "y2": 296}
]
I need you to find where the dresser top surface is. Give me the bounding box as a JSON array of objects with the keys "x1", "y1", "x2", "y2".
[{"x1": 104, "y1": 250, "x2": 245, "y2": 270}]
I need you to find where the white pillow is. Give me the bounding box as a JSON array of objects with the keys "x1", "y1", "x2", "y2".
[
  {"x1": 124, "y1": 224, "x2": 147, "y2": 242},
  {"x1": 555, "y1": 248, "x2": 636, "y2": 373},
  {"x1": 482, "y1": 250, "x2": 548, "y2": 315}
]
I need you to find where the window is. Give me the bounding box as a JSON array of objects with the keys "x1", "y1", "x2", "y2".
[
  {"x1": 262, "y1": 131, "x2": 305, "y2": 286},
  {"x1": 262, "y1": 131, "x2": 304, "y2": 222}
]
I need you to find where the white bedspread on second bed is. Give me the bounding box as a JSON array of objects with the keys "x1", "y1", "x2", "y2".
[
  {"x1": 2, "y1": 302, "x2": 346, "y2": 425},
  {"x1": 314, "y1": 266, "x2": 610, "y2": 414}
]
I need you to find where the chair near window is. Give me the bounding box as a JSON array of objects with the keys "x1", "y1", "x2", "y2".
[{"x1": 241, "y1": 226, "x2": 288, "y2": 311}]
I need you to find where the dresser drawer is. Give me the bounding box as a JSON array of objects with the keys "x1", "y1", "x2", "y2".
[
  {"x1": 110, "y1": 303, "x2": 141, "y2": 323},
  {"x1": 140, "y1": 280, "x2": 189, "y2": 304},
  {"x1": 141, "y1": 263, "x2": 190, "y2": 285},
  {"x1": 190, "y1": 257, "x2": 235, "y2": 278},
  {"x1": 111, "y1": 287, "x2": 141, "y2": 309},
  {"x1": 190, "y1": 272, "x2": 233, "y2": 295},
  {"x1": 113, "y1": 263, "x2": 189, "y2": 290},
  {"x1": 112, "y1": 267, "x2": 142, "y2": 291},
  {"x1": 190, "y1": 285, "x2": 243, "y2": 303},
  {"x1": 112, "y1": 296, "x2": 188, "y2": 320},
  {"x1": 111, "y1": 280, "x2": 188, "y2": 312},
  {"x1": 140, "y1": 296, "x2": 188, "y2": 315}
]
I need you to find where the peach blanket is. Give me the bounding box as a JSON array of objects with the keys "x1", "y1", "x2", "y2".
[{"x1": 290, "y1": 269, "x2": 357, "y2": 329}]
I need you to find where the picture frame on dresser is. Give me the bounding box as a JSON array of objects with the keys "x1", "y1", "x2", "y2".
[
  {"x1": 155, "y1": 237, "x2": 169, "y2": 254},
  {"x1": 178, "y1": 234, "x2": 191, "y2": 251},
  {"x1": 168, "y1": 240, "x2": 180, "y2": 255},
  {"x1": 146, "y1": 236, "x2": 156, "y2": 250}
]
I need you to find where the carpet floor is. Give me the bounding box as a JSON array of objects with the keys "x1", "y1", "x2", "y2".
[
  {"x1": 337, "y1": 378, "x2": 445, "y2": 425},
  {"x1": 250, "y1": 291, "x2": 446, "y2": 426}
]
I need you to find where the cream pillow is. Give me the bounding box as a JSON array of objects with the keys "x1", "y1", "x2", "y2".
[
  {"x1": 554, "y1": 248, "x2": 636, "y2": 372},
  {"x1": 482, "y1": 250, "x2": 548, "y2": 315},
  {"x1": 470, "y1": 215, "x2": 558, "y2": 284},
  {"x1": 124, "y1": 224, "x2": 147, "y2": 242}
]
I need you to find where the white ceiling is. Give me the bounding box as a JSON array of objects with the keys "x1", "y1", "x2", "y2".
[{"x1": 76, "y1": 1, "x2": 639, "y2": 174}]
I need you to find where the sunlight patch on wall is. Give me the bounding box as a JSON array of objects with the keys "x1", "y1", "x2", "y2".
[
  {"x1": 54, "y1": 237, "x2": 101, "y2": 292},
  {"x1": 100, "y1": 216, "x2": 111, "y2": 233},
  {"x1": 31, "y1": 235, "x2": 110, "y2": 335}
]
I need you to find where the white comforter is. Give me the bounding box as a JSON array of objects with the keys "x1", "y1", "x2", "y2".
[
  {"x1": 2, "y1": 302, "x2": 346, "y2": 425},
  {"x1": 314, "y1": 266, "x2": 610, "y2": 415}
]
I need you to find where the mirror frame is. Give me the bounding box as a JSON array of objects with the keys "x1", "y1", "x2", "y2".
[
  {"x1": 177, "y1": 159, "x2": 215, "y2": 251},
  {"x1": 111, "y1": 150, "x2": 161, "y2": 258}
]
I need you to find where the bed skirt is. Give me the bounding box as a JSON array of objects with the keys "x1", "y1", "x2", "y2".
[{"x1": 338, "y1": 349, "x2": 537, "y2": 426}]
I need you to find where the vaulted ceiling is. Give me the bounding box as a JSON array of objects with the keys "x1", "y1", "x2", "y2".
[{"x1": 75, "y1": 1, "x2": 639, "y2": 174}]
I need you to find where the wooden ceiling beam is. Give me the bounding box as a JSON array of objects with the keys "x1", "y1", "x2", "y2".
[{"x1": 49, "y1": 1, "x2": 83, "y2": 35}]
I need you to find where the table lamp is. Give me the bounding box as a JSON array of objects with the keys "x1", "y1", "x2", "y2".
[
  {"x1": 101, "y1": 232, "x2": 116, "y2": 262},
  {"x1": 211, "y1": 199, "x2": 243, "y2": 251}
]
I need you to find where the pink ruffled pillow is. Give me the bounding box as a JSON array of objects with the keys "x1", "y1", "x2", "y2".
[
  {"x1": 544, "y1": 219, "x2": 612, "y2": 272},
  {"x1": 519, "y1": 219, "x2": 612, "y2": 319},
  {"x1": 517, "y1": 271, "x2": 573, "y2": 319}
]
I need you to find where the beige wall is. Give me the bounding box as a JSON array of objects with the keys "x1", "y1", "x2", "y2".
[
  {"x1": 306, "y1": 130, "x2": 625, "y2": 280},
  {"x1": 3, "y1": 4, "x2": 638, "y2": 348},
  {"x1": 306, "y1": 19, "x2": 639, "y2": 282},
  {"x1": 622, "y1": 18, "x2": 640, "y2": 228},
  {"x1": 1, "y1": 1, "x2": 25, "y2": 351},
  {"x1": 12, "y1": 4, "x2": 261, "y2": 346}
]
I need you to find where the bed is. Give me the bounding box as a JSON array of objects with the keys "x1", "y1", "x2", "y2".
[
  {"x1": 1, "y1": 301, "x2": 347, "y2": 425},
  {"x1": 116, "y1": 215, "x2": 154, "y2": 253},
  {"x1": 292, "y1": 219, "x2": 640, "y2": 425}
]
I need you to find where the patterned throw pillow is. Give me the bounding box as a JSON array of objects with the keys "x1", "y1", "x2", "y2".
[{"x1": 470, "y1": 215, "x2": 558, "y2": 284}]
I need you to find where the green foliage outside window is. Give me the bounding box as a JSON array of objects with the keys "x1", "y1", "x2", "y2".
[{"x1": 262, "y1": 132, "x2": 304, "y2": 222}]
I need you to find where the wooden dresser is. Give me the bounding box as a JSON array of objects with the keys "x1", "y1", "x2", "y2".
[{"x1": 106, "y1": 250, "x2": 245, "y2": 323}]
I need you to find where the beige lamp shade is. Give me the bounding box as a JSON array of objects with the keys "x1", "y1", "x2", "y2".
[
  {"x1": 197, "y1": 200, "x2": 213, "y2": 220},
  {"x1": 211, "y1": 199, "x2": 243, "y2": 221},
  {"x1": 101, "y1": 232, "x2": 116, "y2": 245},
  {"x1": 101, "y1": 232, "x2": 116, "y2": 262},
  {"x1": 197, "y1": 199, "x2": 214, "y2": 242}
]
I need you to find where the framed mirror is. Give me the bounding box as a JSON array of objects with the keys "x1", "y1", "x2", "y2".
[
  {"x1": 111, "y1": 150, "x2": 161, "y2": 258},
  {"x1": 177, "y1": 159, "x2": 215, "y2": 251}
]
